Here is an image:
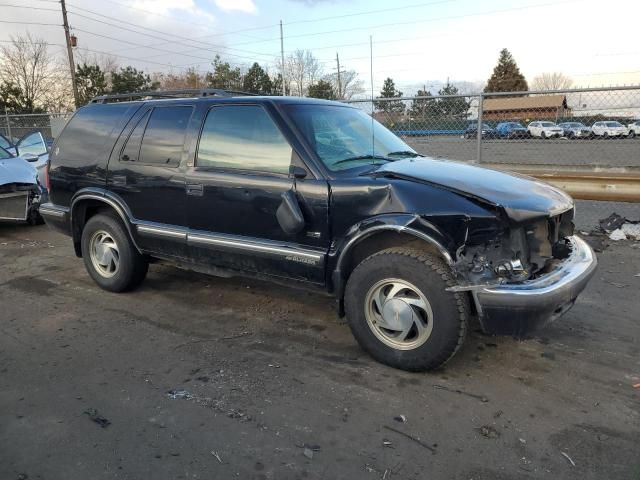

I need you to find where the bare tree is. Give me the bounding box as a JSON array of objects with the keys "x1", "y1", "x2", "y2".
[
  {"x1": 324, "y1": 69, "x2": 364, "y2": 100},
  {"x1": 531, "y1": 72, "x2": 573, "y2": 91},
  {"x1": 0, "y1": 34, "x2": 70, "y2": 112},
  {"x1": 286, "y1": 49, "x2": 322, "y2": 96}
]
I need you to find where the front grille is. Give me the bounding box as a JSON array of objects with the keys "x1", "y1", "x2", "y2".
[{"x1": 0, "y1": 192, "x2": 29, "y2": 221}]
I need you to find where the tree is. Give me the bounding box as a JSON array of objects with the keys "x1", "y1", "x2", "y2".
[
  {"x1": 0, "y1": 34, "x2": 63, "y2": 113},
  {"x1": 206, "y1": 55, "x2": 243, "y2": 90},
  {"x1": 76, "y1": 63, "x2": 107, "y2": 105},
  {"x1": 531, "y1": 72, "x2": 573, "y2": 91},
  {"x1": 286, "y1": 49, "x2": 322, "y2": 97},
  {"x1": 484, "y1": 49, "x2": 528, "y2": 93},
  {"x1": 110, "y1": 66, "x2": 157, "y2": 93},
  {"x1": 0, "y1": 81, "x2": 25, "y2": 114},
  {"x1": 307, "y1": 80, "x2": 336, "y2": 100},
  {"x1": 409, "y1": 88, "x2": 436, "y2": 117},
  {"x1": 374, "y1": 77, "x2": 405, "y2": 113},
  {"x1": 242, "y1": 63, "x2": 273, "y2": 95},
  {"x1": 436, "y1": 82, "x2": 470, "y2": 117},
  {"x1": 324, "y1": 69, "x2": 364, "y2": 100}
]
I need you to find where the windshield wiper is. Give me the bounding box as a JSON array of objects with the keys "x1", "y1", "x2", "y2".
[
  {"x1": 386, "y1": 150, "x2": 424, "y2": 157},
  {"x1": 331, "y1": 154, "x2": 392, "y2": 166}
]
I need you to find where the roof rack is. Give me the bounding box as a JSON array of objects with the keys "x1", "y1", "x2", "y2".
[{"x1": 90, "y1": 88, "x2": 256, "y2": 104}]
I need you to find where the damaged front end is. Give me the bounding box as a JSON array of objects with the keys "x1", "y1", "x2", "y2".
[
  {"x1": 0, "y1": 157, "x2": 44, "y2": 224},
  {"x1": 451, "y1": 207, "x2": 597, "y2": 337}
]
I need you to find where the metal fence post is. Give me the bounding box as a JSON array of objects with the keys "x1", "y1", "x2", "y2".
[
  {"x1": 476, "y1": 93, "x2": 483, "y2": 163},
  {"x1": 4, "y1": 109, "x2": 12, "y2": 140}
]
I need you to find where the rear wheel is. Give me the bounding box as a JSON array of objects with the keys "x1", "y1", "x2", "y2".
[
  {"x1": 541, "y1": 131, "x2": 547, "y2": 139},
  {"x1": 344, "y1": 247, "x2": 468, "y2": 371},
  {"x1": 81, "y1": 213, "x2": 148, "y2": 292},
  {"x1": 629, "y1": 131, "x2": 636, "y2": 139}
]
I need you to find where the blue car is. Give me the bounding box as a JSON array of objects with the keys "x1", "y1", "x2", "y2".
[{"x1": 495, "y1": 122, "x2": 528, "y2": 139}]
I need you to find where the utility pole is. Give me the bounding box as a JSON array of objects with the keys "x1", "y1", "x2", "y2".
[
  {"x1": 60, "y1": 0, "x2": 80, "y2": 107},
  {"x1": 279, "y1": 20, "x2": 286, "y2": 96},
  {"x1": 335, "y1": 52, "x2": 342, "y2": 100}
]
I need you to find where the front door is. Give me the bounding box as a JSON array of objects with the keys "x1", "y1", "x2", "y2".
[
  {"x1": 186, "y1": 103, "x2": 329, "y2": 285},
  {"x1": 107, "y1": 104, "x2": 195, "y2": 258}
]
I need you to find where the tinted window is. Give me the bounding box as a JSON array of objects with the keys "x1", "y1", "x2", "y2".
[
  {"x1": 120, "y1": 111, "x2": 151, "y2": 162},
  {"x1": 138, "y1": 106, "x2": 192, "y2": 166},
  {"x1": 197, "y1": 105, "x2": 292, "y2": 174}
]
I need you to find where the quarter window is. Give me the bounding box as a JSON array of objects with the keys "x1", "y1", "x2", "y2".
[{"x1": 196, "y1": 105, "x2": 292, "y2": 175}]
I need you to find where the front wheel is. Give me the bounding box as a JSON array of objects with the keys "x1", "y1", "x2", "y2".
[
  {"x1": 628, "y1": 131, "x2": 635, "y2": 139},
  {"x1": 81, "y1": 213, "x2": 148, "y2": 292},
  {"x1": 344, "y1": 247, "x2": 468, "y2": 371}
]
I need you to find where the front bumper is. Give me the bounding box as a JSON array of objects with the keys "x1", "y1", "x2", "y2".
[{"x1": 472, "y1": 236, "x2": 597, "y2": 337}]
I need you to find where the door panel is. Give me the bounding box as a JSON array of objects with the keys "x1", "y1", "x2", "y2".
[
  {"x1": 186, "y1": 104, "x2": 330, "y2": 284},
  {"x1": 107, "y1": 104, "x2": 194, "y2": 258}
]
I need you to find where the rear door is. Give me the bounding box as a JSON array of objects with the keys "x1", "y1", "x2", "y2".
[
  {"x1": 185, "y1": 103, "x2": 329, "y2": 284},
  {"x1": 107, "y1": 104, "x2": 196, "y2": 258}
]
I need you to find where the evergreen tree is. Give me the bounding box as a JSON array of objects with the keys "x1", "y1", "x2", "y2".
[
  {"x1": 484, "y1": 49, "x2": 528, "y2": 93},
  {"x1": 110, "y1": 66, "x2": 157, "y2": 94},
  {"x1": 436, "y1": 82, "x2": 470, "y2": 117},
  {"x1": 374, "y1": 77, "x2": 405, "y2": 113},
  {"x1": 409, "y1": 88, "x2": 436, "y2": 117},
  {"x1": 242, "y1": 62, "x2": 274, "y2": 95},
  {"x1": 76, "y1": 63, "x2": 107, "y2": 105},
  {"x1": 307, "y1": 79, "x2": 336, "y2": 100},
  {"x1": 206, "y1": 55, "x2": 243, "y2": 90},
  {"x1": 0, "y1": 81, "x2": 25, "y2": 113}
]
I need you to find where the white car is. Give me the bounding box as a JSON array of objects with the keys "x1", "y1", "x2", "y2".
[
  {"x1": 527, "y1": 121, "x2": 564, "y2": 139},
  {"x1": 591, "y1": 121, "x2": 628, "y2": 138},
  {"x1": 627, "y1": 120, "x2": 640, "y2": 138}
]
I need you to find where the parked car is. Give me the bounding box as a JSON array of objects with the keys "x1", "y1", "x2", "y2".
[
  {"x1": 557, "y1": 122, "x2": 592, "y2": 139},
  {"x1": 527, "y1": 121, "x2": 564, "y2": 139},
  {"x1": 495, "y1": 122, "x2": 528, "y2": 139},
  {"x1": 41, "y1": 90, "x2": 597, "y2": 371},
  {"x1": 464, "y1": 121, "x2": 496, "y2": 139},
  {"x1": 626, "y1": 120, "x2": 640, "y2": 138},
  {"x1": 591, "y1": 121, "x2": 628, "y2": 138},
  {"x1": 0, "y1": 145, "x2": 44, "y2": 224}
]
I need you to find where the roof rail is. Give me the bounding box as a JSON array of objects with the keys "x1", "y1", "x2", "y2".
[{"x1": 90, "y1": 88, "x2": 256, "y2": 104}]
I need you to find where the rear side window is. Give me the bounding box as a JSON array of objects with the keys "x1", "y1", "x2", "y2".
[
  {"x1": 121, "y1": 106, "x2": 192, "y2": 167},
  {"x1": 196, "y1": 105, "x2": 292, "y2": 175}
]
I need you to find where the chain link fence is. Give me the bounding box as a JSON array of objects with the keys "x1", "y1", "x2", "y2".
[
  {"x1": 346, "y1": 86, "x2": 640, "y2": 168},
  {"x1": 0, "y1": 112, "x2": 72, "y2": 146}
]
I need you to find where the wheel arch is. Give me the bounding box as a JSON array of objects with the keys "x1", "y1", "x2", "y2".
[
  {"x1": 332, "y1": 223, "x2": 454, "y2": 316},
  {"x1": 70, "y1": 190, "x2": 140, "y2": 257}
]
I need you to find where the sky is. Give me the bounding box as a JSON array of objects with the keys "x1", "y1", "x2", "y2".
[{"x1": 2, "y1": 0, "x2": 640, "y2": 95}]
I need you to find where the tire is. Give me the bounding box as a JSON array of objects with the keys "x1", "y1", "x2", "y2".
[
  {"x1": 568, "y1": 132, "x2": 575, "y2": 140},
  {"x1": 629, "y1": 131, "x2": 636, "y2": 139},
  {"x1": 541, "y1": 131, "x2": 546, "y2": 139},
  {"x1": 344, "y1": 247, "x2": 468, "y2": 371},
  {"x1": 603, "y1": 132, "x2": 608, "y2": 139},
  {"x1": 81, "y1": 212, "x2": 148, "y2": 292}
]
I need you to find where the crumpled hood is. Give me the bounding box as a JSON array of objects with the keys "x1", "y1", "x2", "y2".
[
  {"x1": 0, "y1": 157, "x2": 38, "y2": 186},
  {"x1": 374, "y1": 157, "x2": 573, "y2": 222}
]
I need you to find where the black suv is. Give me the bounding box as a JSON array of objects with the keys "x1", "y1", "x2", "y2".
[{"x1": 41, "y1": 89, "x2": 597, "y2": 371}]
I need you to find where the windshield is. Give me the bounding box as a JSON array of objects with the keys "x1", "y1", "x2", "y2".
[
  {"x1": 284, "y1": 104, "x2": 416, "y2": 171},
  {"x1": 541, "y1": 122, "x2": 556, "y2": 127},
  {"x1": 508, "y1": 123, "x2": 523, "y2": 128},
  {"x1": 605, "y1": 121, "x2": 623, "y2": 127},
  {"x1": 0, "y1": 146, "x2": 11, "y2": 159}
]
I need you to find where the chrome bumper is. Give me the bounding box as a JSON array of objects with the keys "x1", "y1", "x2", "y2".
[{"x1": 473, "y1": 236, "x2": 597, "y2": 336}]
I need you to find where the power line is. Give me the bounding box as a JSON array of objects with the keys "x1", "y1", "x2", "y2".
[
  {"x1": 0, "y1": 3, "x2": 59, "y2": 11},
  {"x1": 65, "y1": 3, "x2": 275, "y2": 59},
  {"x1": 0, "y1": 20, "x2": 60, "y2": 26}
]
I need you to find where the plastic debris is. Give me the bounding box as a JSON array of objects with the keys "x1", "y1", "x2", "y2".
[
  {"x1": 609, "y1": 229, "x2": 627, "y2": 241},
  {"x1": 303, "y1": 448, "x2": 314, "y2": 459},
  {"x1": 167, "y1": 389, "x2": 193, "y2": 400},
  {"x1": 84, "y1": 408, "x2": 111, "y2": 428},
  {"x1": 599, "y1": 213, "x2": 626, "y2": 233},
  {"x1": 561, "y1": 451, "x2": 576, "y2": 466},
  {"x1": 211, "y1": 451, "x2": 223, "y2": 463},
  {"x1": 394, "y1": 414, "x2": 407, "y2": 423},
  {"x1": 622, "y1": 223, "x2": 640, "y2": 240},
  {"x1": 477, "y1": 425, "x2": 500, "y2": 439}
]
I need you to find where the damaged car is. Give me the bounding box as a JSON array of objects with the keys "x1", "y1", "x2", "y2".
[
  {"x1": 0, "y1": 145, "x2": 44, "y2": 224},
  {"x1": 41, "y1": 90, "x2": 597, "y2": 371}
]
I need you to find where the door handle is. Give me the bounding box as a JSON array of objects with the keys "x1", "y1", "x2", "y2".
[{"x1": 186, "y1": 183, "x2": 203, "y2": 196}]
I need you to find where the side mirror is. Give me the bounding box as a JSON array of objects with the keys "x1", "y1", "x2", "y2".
[
  {"x1": 276, "y1": 190, "x2": 305, "y2": 235},
  {"x1": 290, "y1": 165, "x2": 307, "y2": 179}
]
